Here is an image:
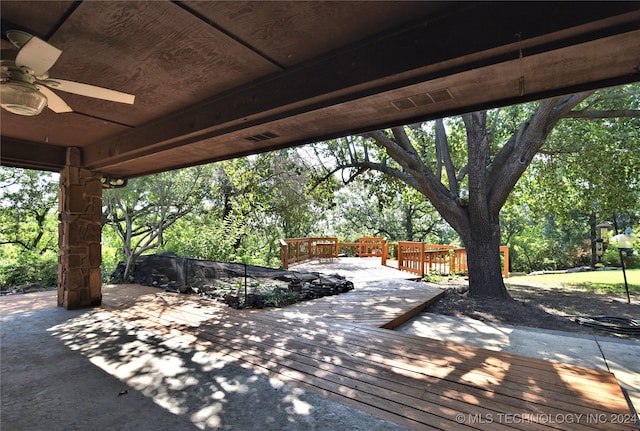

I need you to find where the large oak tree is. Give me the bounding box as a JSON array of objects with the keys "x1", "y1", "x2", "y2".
[{"x1": 316, "y1": 86, "x2": 639, "y2": 298}]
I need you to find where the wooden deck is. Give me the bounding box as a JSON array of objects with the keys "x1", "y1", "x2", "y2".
[{"x1": 100, "y1": 258, "x2": 635, "y2": 430}]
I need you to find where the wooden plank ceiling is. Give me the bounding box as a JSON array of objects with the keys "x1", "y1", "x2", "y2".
[{"x1": 1, "y1": 1, "x2": 639, "y2": 179}]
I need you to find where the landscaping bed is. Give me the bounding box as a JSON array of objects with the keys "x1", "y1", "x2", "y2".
[
  {"x1": 423, "y1": 271, "x2": 639, "y2": 338},
  {"x1": 113, "y1": 253, "x2": 354, "y2": 309}
]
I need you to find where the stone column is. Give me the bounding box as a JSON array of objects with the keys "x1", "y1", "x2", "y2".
[{"x1": 58, "y1": 148, "x2": 103, "y2": 309}]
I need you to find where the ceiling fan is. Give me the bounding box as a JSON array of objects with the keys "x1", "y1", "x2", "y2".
[{"x1": 0, "y1": 30, "x2": 135, "y2": 116}]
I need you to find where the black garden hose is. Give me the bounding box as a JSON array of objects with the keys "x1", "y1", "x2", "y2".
[{"x1": 575, "y1": 315, "x2": 640, "y2": 335}]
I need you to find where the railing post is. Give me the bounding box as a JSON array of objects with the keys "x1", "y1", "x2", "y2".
[
  {"x1": 381, "y1": 241, "x2": 387, "y2": 266},
  {"x1": 450, "y1": 249, "x2": 454, "y2": 275},
  {"x1": 280, "y1": 239, "x2": 288, "y2": 269},
  {"x1": 419, "y1": 242, "x2": 425, "y2": 277},
  {"x1": 501, "y1": 245, "x2": 510, "y2": 278}
]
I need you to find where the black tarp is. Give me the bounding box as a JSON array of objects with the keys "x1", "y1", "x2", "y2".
[{"x1": 112, "y1": 253, "x2": 353, "y2": 308}]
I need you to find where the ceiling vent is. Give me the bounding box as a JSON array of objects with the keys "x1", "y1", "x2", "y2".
[
  {"x1": 245, "y1": 131, "x2": 279, "y2": 142},
  {"x1": 429, "y1": 88, "x2": 453, "y2": 103},
  {"x1": 391, "y1": 88, "x2": 453, "y2": 111},
  {"x1": 391, "y1": 98, "x2": 417, "y2": 111}
]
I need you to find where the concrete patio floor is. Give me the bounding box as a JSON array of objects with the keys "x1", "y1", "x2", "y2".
[{"x1": 1, "y1": 290, "x2": 409, "y2": 431}]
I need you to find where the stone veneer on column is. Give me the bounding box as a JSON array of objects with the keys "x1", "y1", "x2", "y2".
[{"x1": 58, "y1": 148, "x2": 103, "y2": 309}]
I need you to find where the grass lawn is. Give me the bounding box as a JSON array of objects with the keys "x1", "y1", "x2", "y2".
[{"x1": 505, "y1": 268, "x2": 640, "y2": 295}]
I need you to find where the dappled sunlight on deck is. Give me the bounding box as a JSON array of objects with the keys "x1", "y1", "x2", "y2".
[
  {"x1": 3, "y1": 257, "x2": 633, "y2": 430},
  {"x1": 94, "y1": 258, "x2": 636, "y2": 430}
]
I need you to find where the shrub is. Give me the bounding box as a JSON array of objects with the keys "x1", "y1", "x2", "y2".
[
  {"x1": 0, "y1": 248, "x2": 58, "y2": 287},
  {"x1": 264, "y1": 290, "x2": 300, "y2": 307},
  {"x1": 603, "y1": 245, "x2": 640, "y2": 269}
]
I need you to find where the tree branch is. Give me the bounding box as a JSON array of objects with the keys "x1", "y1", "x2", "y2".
[
  {"x1": 486, "y1": 92, "x2": 592, "y2": 214},
  {"x1": 562, "y1": 110, "x2": 640, "y2": 119},
  {"x1": 364, "y1": 128, "x2": 469, "y2": 234},
  {"x1": 435, "y1": 119, "x2": 459, "y2": 197},
  {"x1": 0, "y1": 239, "x2": 30, "y2": 250},
  {"x1": 576, "y1": 89, "x2": 640, "y2": 111}
]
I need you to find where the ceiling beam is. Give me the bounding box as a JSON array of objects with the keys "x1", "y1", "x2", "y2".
[
  {"x1": 82, "y1": 3, "x2": 640, "y2": 171},
  {"x1": 0, "y1": 138, "x2": 67, "y2": 172}
]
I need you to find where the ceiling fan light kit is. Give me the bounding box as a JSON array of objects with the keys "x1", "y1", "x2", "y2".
[
  {"x1": 0, "y1": 80, "x2": 47, "y2": 116},
  {"x1": 0, "y1": 30, "x2": 135, "y2": 116},
  {"x1": 101, "y1": 176, "x2": 128, "y2": 188}
]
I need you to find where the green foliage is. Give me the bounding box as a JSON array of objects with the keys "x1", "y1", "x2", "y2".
[
  {"x1": 103, "y1": 165, "x2": 214, "y2": 279},
  {"x1": 161, "y1": 213, "x2": 247, "y2": 262},
  {"x1": 421, "y1": 274, "x2": 445, "y2": 283},
  {"x1": 0, "y1": 246, "x2": 58, "y2": 287},
  {"x1": 263, "y1": 290, "x2": 301, "y2": 307},
  {"x1": 329, "y1": 180, "x2": 455, "y2": 243},
  {"x1": 0, "y1": 168, "x2": 59, "y2": 287},
  {"x1": 504, "y1": 84, "x2": 639, "y2": 270},
  {"x1": 100, "y1": 239, "x2": 122, "y2": 283},
  {"x1": 517, "y1": 84, "x2": 639, "y2": 222},
  {"x1": 603, "y1": 244, "x2": 640, "y2": 269},
  {"x1": 0, "y1": 167, "x2": 59, "y2": 254},
  {"x1": 158, "y1": 150, "x2": 334, "y2": 267},
  {"x1": 502, "y1": 205, "x2": 594, "y2": 273}
]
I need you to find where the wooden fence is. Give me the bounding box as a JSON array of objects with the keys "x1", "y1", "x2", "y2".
[{"x1": 397, "y1": 241, "x2": 509, "y2": 278}]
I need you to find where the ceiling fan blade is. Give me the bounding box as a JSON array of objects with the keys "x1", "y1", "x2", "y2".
[
  {"x1": 15, "y1": 36, "x2": 62, "y2": 76},
  {"x1": 43, "y1": 79, "x2": 135, "y2": 104},
  {"x1": 37, "y1": 86, "x2": 73, "y2": 113}
]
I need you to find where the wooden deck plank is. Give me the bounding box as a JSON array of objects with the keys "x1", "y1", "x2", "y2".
[
  {"x1": 109, "y1": 306, "x2": 533, "y2": 431},
  {"x1": 109, "y1": 291, "x2": 613, "y2": 386},
  {"x1": 109, "y1": 307, "x2": 469, "y2": 431},
  {"x1": 108, "y1": 310, "x2": 616, "y2": 431},
  {"x1": 106, "y1": 299, "x2": 632, "y2": 429},
  {"x1": 109, "y1": 295, "x2": 630, "y2": 421},
  {"x1": 100, "y1": 259, "x2": 636, "y2": 431},
  {"x1": 110, "y1": 303, "x2": 615, "y2": 431}
]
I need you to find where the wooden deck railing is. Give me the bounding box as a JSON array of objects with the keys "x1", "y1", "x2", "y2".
[
  {"x1": 280, "y1": 237, "x2": 387, "y2": 269},
  {"x1": 280, "y1": 237, "x2": 339, "y2": 269},
  {"x1": 337, "y1": 237, "x2": 387, "y2": 257},
  {"x1": 397, "y1": 241, "x2": 509, "y2": 278},
  {"x1": 281, "y1": 237, "x2": 509, "y2": 278}
]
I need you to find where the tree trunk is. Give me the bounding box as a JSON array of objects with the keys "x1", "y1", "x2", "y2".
[
  {"x1": 589, "y1": 213, "x2": 597, "y2": 267},
  {"x1": 404, "y1": 205, "x2": 415, "y2": 241},
  {"x1": 465, "y1": 218, "x2": 510, "y2": 299},
  {"x1": 123, "y1": 253, "x2": 135, "y2": 282},
  {"x1": 463, "y1": 218, "x2": 510, "y2": 299}
]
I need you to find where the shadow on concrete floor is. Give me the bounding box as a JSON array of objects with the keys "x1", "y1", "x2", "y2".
[{"x1": 1, "y1": 300, "x2": 407, "y2": 431}]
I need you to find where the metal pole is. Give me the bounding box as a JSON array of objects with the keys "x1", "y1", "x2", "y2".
[{"x1": 612, "y1": 213, "x2": 631, "y2": 304}]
